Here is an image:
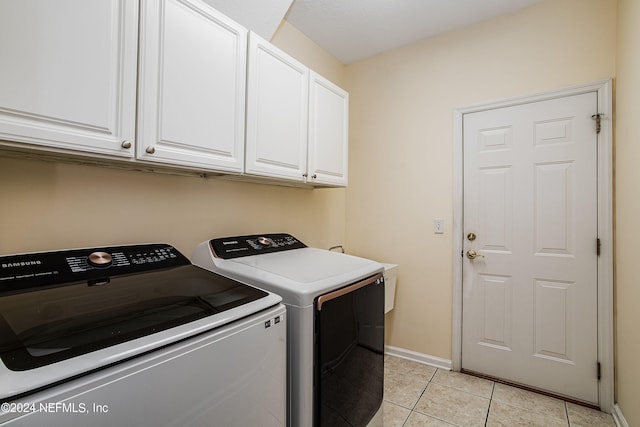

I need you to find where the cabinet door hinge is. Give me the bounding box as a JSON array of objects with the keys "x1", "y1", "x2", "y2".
[
  {"x1": 592, "y1": 114, "x2": 602, "y2": 134},
  {"x1": 597, "y1": 362, "x2": 601, "y2": 381},
  {"x1": 597, "y1": 238, "x2": 601, "y2": 256}
]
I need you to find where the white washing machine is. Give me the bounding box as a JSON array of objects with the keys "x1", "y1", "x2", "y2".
[
  {"x1": 192, "y1": 233, "x2": 385, "y2": 427},
  {"x1": 0, "y1": 243, "x2": 286, "y2": 427}
]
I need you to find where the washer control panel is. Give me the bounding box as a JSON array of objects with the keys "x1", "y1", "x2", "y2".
[
  {"x1": 211, "y1": 233, "x2": 307, "y2": 259},
  {"x1": 0, "y1": 244, "x2": 189, "y2": 294}
]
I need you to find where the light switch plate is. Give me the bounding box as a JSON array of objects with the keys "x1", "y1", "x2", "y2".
[{"x1": 434, "y1": 218, "x2": 444, "y2": 234}]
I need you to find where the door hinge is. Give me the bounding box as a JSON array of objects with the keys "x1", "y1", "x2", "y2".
[
  {"x1": 591, "y1": 114, "x2": 602, "y2": 134},
  {"x1": 597, "y1": 362, "x2": 601, "y2": 381},
  {"x1": 597, "y1": 238, "x2": 601, "y2": 256}
]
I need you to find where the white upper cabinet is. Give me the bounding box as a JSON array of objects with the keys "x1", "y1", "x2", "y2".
[
  {"x1": 137, "y1": 0, "x2": 247, "y2": 172},
  {"x1": 308, "y1": 71, "x2": 348, "y2": 186},
  {"x1": 0, "y1": 0, "x2": 138, "y2": 157},
  {"x1": 245, "y1": 32, "x2": 348, "y2": 186},
  {"x1": 0, "y1": 2, "x2": 347, "y2": 185},
  {"x1": 245, "y1": 32, "x2": 310, "y2": 181}
]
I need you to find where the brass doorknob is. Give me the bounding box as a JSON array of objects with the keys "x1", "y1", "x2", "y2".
[{"x1": 466, "y1": 250, "x2": 484, "y2": 260}]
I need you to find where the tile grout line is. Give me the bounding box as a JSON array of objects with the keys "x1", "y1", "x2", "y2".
[
  {"x1": 411, "y1": 368, "x2": 435, "y2": 414},
  {"x1": 410, "y1": 367, "x2": 446, "y2": 427},
  {"x1": 393, "y1": 366, "x2": 424, "y2": 427},
  {"x1": 399, "y1": 368, "x2": 433, "y2": 427},
  {"x1": 411, "y1": 369, "x2": 496, "y2": 427},
  {"x1": 484, "y1": 381, "x2": 496, "y2": 427}
]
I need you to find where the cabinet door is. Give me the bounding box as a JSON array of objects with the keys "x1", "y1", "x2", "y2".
[
  {"x1": 308, "y1": 71, "x2": 349, "y2": 186},
  {"x1": 138, "y1": 0, "x2": 246, "y2": 172},
  {"x1": 245, "y1": 32, "x2": 309, "y2": 181},
  {"x1": 0, "y1": 0, "x2": 138, "y2": 157}
]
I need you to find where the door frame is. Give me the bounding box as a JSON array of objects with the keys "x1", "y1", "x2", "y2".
[{"x1": 452, "y1": 79, "x2": 614, "y2": 411}]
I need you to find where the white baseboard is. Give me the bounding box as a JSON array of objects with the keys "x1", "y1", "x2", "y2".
[
  {"x1": 384, "y1": 345, "x2": 452, "y2": 371},
  {"x1": 612, "y1": 404, "x2": 629, "y2": 427}
]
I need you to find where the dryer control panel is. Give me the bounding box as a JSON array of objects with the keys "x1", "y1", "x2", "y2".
[{"x1": 211, "y1": 233, "x2": 307, "y2": 259}]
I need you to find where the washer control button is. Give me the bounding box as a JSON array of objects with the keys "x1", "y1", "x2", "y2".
[{"x1": 88, "y1": 251, "x2": 113, "y2": 267}]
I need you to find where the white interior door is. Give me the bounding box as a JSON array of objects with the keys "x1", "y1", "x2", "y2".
[{"x1": 462, "y1": 92, "x2": 599, "y2": 404}]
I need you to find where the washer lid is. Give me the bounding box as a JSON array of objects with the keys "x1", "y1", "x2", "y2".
[
  {"x1": 0, "y1": 244, "x2": 280, "y2": 400},
  {"x1": 0, "y1": 265, "x2": 268, "y2": 371}
]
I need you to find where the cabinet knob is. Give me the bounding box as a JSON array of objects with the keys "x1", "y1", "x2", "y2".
[
  {"x1": 145, "y1": 146, "x2": 155, "y2": 154},
  {"x1": 311, "y1": 174, "x2": 317, "y2": 179},
  {"x1": 302, "y1": 173, "x2": 308, "y2": 178},
  {"x1": 121, "y1": 140, "x2": 132, "y2": 149}
]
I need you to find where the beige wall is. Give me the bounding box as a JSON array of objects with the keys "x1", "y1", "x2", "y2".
[
  {"x1": 344, "y1": 0, "x2": 616, "y2": 359},
  {"x1": 0, "y1": 22, "x2": 347, "y2": 258},
  {"x1": 615, "y1": 0, "x2": 640, "y2": 423}
]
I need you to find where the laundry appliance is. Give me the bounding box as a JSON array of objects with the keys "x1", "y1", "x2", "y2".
[
  {"x1": 0, "y1": 243, "x2": 286, "y2": 427},
  {"x1": 192, "y1": 233, "x2": 384, "y2": 427}
]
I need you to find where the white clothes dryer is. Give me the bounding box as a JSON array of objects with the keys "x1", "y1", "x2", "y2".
[{"x1": 192, "y1": 233, "x2": 384, "y2": 427}]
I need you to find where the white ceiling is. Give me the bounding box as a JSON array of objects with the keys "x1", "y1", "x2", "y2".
[
  {"x1": 203, "y1": 0, "x2": 294, "y2": 40},
  {"x1": 285, "y1": 0, "x2": 543, "y2": 64}
]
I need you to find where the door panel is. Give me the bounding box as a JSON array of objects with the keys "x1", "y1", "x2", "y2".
[
  {"x1": 479, "y1": 166, "x2": 513, "y2": 252},
  {"x1": 535, "y1": 162, "x2": 574, "y2": 255},
  {"x1": 478, "y1": 274, "x2": 512, "y2": 350},
  {"x1": 534, "y1": 279, "x2": 574, "y2": 362},
  {"x1": 462, "y1": 92, "x2": 598, "y2": 404}
]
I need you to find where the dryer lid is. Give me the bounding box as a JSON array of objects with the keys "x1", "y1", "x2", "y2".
[{"x1": 230, "y1": 247, "x2": 377, "y2": 284}]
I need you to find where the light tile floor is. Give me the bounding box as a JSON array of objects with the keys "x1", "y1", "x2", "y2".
[{"x1": 383, "y1": 355, "x2": 616, "y2": 426}]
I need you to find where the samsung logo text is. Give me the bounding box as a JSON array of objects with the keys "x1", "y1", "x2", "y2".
[{"x1": 2, "y1": 260, "x2": 42, "y2": 268}]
